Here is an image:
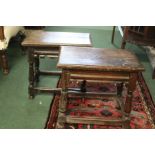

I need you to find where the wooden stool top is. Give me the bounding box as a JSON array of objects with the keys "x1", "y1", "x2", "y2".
[
  {"x1": 57, "y1": 46, "x2": 144, "y2": 72},
  {"x1": 22, "y1": 30, "x2": 92, "y2": 47}
]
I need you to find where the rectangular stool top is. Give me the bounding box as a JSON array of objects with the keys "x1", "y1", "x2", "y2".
[
  {"x1": 57, "y1": 46, "x2": 144, "y2": 72},
  {"x1": 22, "y1": 30, "x2": 92, "y2": 47}
]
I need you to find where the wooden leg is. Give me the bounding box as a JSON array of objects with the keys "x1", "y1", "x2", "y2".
[
  {"x1": 56, "y1": 92, "x2": 67, "y2": 128},
  {"x1": 117, "y1": 82, "x2": 123, "y2": 97},
  {"x1": 28, "y1": 48, "x2": 35, "y2": 99},
  {"x1": 111, "y1": 26, "x2": 116, "y2": 43},
  {"x1": 80, "y1": 80, "x2": 87, "y2": 92},
  {"x1": 124, "y1": 73, "x2": 137, "y2": 128},
  {"x1": 34, "y1": 55, "x2": 40, "y2": 82},
  {"x1": 0, "y1": 50, "x2": 9, "y2": 74},
  {"x1": 56, "y1": 70, "x2": 70, "y2": 128},
  {"x1": 152, "y1": 68, "x2": 155, "y2": 79},
  {"x1": 121, "y1": 39, "x2": 126, "y2": 49}
]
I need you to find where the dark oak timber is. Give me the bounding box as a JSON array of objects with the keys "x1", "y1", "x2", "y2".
[
  {"x1": 0, "y1": 27, "x2": 9, "y2": 74},
  {"x1": 56, "y1": 46, "x2": 144, "y2": 129},
  {"x1": 22, "y1": 30, "x2": 92, "y2": 98},
  {"x1": 0, "y1": 50, "x2": 9, "y2": 74}
]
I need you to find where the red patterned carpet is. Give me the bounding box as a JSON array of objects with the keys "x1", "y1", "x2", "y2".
[{"x1": 46, "y1": 73, "x2": 155, "y2": 129}]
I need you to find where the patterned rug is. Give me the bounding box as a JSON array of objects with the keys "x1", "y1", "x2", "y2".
[{"x1": 46, "y1": 73, "x2": 155, "y2": 129}]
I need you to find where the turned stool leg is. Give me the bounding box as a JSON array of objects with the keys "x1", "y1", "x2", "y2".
[
  {"x1": 28, "y1": 48, "x2": 35, "y2": 99},
  {"x1": 34, "y1": 55, "x2": 40, "y2": 82},
  {"x1": 56, "y1": 70, "x2": 70, "y2": 128},
  {"x1": 0, "y1": 50, "x2": 9, "y2": 74},
  {"x1": 117, "y1": 82, "x2": 124, "y2": 97},
  {"x1": 124, "y1": 73, "x2": 137, "y2": 128},
  {"x1": 80, "y1": 80, "x2": 87, "y2": 92}
]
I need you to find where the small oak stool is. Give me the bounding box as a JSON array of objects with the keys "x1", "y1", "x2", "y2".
[
  {"x1": 56, "y1": 46, "x2": 144, "y2": 129},
  {"x1": 22, "y1": 31, "x2": 92, "y2": 98}
]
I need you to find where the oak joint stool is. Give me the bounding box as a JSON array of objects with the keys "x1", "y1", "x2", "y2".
[
  {"x1": 22, "y1": 30, "x2": 92, "y2": 98},
  {"x1": 56, "y1": 46, "x2": 144, "y2": 129}
]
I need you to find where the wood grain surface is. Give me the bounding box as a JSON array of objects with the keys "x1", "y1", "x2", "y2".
[
  {"x1": 58, "y1": 46, "x2": 144, "y2": 72},
  {"x1": 22, "y1": 30, "x2": 92, "y2": 47}
]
